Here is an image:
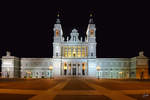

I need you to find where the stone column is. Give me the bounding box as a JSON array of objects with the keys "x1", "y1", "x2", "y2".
[
  {"x1": 71, "y1": 63, "x2": 73, "y2": 75},
  {"x1": 78, "y1": 64, "x2": 80, "y2": 76},
  {"x1": 71, "y1": 47, "x2": 72, "y2": 57},
  {"x1": 77, "y1": 47, "x2": 78, "y2": 57},
  {"x1": 62, "y1": 47, "x2": 64, "y2": 57},
  {"x1": 76, "y1": 64, "x2": 78, "y2": 76},
  {"x1": 86, "y1": 63, "x2": 88, "y2": 76},
  {"x1": 67, "y1": 47, "x2": 68, "y2": 57},
  {"x1": 68, "y1": 63, "x2": 70, "y2": 75},
  {"x1": 84, "y1": 63, "x2": 86, "y2": 76},
  {"x1": 85, "y1": 47, "x2": 86, "y2": 57},
  {"x1": 81, "y1": 47, "x2": 82, "y2": 57},
  {"x1": 76, "y1": 47, "x2": 77, "y2": 57},
  {"x1": 79, "y1": 63, "x2": 81, "y2": 76},
  {"x1": 78, "y1": 64, "x2": 79, "y2": 76},
  {"x1": 67, "y1": 63, "x2": 69, "y2": 75},
  {"x1": 80, "y1": 63, "x2": 83, "y2": 76},
  {"x1": 62, "y1": 63, "x2": 64, "y2": 75}
]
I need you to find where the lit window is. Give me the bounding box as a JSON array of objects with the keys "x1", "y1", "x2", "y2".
[
  {"x1": 73, "y1": 53, "x2": 75, "y2": 57},
  {"x1": 86, "y1": 47, "x2": 88, "y2": 56},
  {"x1": 73, "y1": 47, "x2": 76, "y2": 57},
  {"x1": 56, "y1": 29, "x2": 59, "y2": 36},
  {"x1": 82, "y1": 47, "x2": 85, "y2": 57},
  {"x1": 68, "y1": 47, "x2": 71, "y2": 57},
  {"x1": 64, "y1": 47, "x2": 68, "y2": 57},
  {"x1": 78, "y1": 46, "x2": 81, "y2": 57},
  {"x1": 90, "y1": 29, "x2": 94, "y2": 36},
  {"x1": 64, "y1": 63, "x2": 67, "y2": 69}
]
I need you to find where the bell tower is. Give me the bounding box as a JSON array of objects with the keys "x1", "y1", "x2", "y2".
[
  {"x1": 86, "y1": 14, "x2": 97, "y2": 58},
  {"x1": 53, "y1": 14, "x2": 63, "y2": 42},
  {"x1": 53, "y1": 14, "x2": 63, "y2": 58},
  {"x1": 52, "y1": 14, "x2": 63, "y2": 76}
]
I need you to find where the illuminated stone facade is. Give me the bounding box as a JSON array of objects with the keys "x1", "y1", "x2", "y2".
[{"x1": 1, "y1": 17, "x2": 149, "y2": 79}]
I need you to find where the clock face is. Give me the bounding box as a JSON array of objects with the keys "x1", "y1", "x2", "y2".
[
  {"x1": 56, "y1": 30, "x2": 59, "y2": 36},
  {"x1": 90, "y1": 29, "x2": 94, "y2": 36}
]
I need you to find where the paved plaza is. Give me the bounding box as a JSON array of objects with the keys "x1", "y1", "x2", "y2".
[{"x1": 0, "y1": 78, "x2": 150, "y2": 100}]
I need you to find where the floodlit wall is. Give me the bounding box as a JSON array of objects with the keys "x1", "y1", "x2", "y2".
[
  {"x1": 1, "y1": 55, "x2": 149, "y2": 79},
  {"x1": 1, "y1": 55, "x2": 20, "y2": 78},
  {"x1": 20, "y1": 58, "x2": 52, "y2": 78},
  {"x1": 52, "y1": 59, "x2": 61, "y2": 76},
  {"x1": 88, "y1": 59, "x2": 97, "y2": 77},
  {"x1": 96, "y1": 58, "x2": 130, "y2": 79},
  {"x1": 135, "y1": 52, "x2": 149, "y2": 79}
]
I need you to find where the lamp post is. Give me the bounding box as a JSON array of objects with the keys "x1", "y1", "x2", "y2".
[
  {"x1": 96, "y1": 66, "x2": 100, "y2": 80},
  {"x1": 119, "y1": 72, "x2": 123, "y2": 79},
  {"x1": 26, "y1": 71, "x2": 31, "y2": 78},
  {"x1": 28, "y1": 71, "x2": 31, "y2": 78},
  {"x1": 49, "y1": 66, "x2": 53, "y2": 79}
]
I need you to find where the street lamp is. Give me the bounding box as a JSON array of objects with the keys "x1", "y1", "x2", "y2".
[
  {"x1": 26, "y1": 71, "x2": 31, "y2": 78},
  {"x1": 28, "y1": 71, "x2": 31, "y2": 78},
  {"x1": 119, "y1": 72, "x2": 123, "y2": 79},
  {"x1": 96, "y1": 66, "x2": 101, "y2": 80},
  {"x1": 49, "y1": 66, "x2": 53, "y2": 79}
]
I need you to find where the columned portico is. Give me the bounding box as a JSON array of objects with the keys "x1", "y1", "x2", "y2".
[{"x1": 61, "y1": 61, "x2": 88, "y2": 76}]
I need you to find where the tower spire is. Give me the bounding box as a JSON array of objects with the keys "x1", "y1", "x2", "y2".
[
  {"x1": 90, "y1": 13, "x2": 93, "y2": 17},
  {"x1": 89, "y1": 13, "x2": 94, "y2": 24},
  {"x1": 56, "y1": 12, "x2": 61, "y2": 24},
  {"x1": 57, "y1": 13, "x2": 60, "y2": 18}
]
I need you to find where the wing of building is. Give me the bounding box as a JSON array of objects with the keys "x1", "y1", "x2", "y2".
[{"x1": 1, "y1": 17, "x2": 149, "y2": 79}]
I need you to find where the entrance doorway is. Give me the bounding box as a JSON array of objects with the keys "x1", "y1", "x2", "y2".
[
  {"x1": 82, "y1": 63, "x2": 85, "y2": 75},
  {"x1": 62, "y1": 62, "x2": 87, "y2": 76},
  {"x1": 64, "y1": 69, "x2": 67, "y2": 75},
  {"x1": 72, "y1": 68, "x2": 76, "y2": 75}
]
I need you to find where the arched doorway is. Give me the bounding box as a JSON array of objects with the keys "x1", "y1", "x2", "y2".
[
  {"x1": 82, "y1": 63, "x2": 85, "y2": 75},
  {"x1": 72, "y1": 64, "x2": 76, "y2": 75},
  {"x1": 64, "y1": 62, "x2": 67, "y2": 75}
]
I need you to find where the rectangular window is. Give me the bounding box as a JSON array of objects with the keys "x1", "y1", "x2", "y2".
[
  {"x1": 78, "y1": 46, "x2": 81, "y2": 57},
  {"x1": 73, "y1": 46, "x2": 77, "y2": 57},
  {"x1": 68, "y1": 47, "x2": 71, "y2": 57},
  {"x1": 64, "y1": 47, "x2": 68, "y2": 57},
  {"x1": 86, "y1": 47, "x2": 88, "y2": 56},
  {"x1": 82, "y1": 47, "x2": 85, "y2": 57},
  {"x1": 63, "y1": 46, "x2": 88, "y2": 58}
]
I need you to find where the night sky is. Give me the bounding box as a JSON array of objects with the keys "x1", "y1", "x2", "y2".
[{"x1": 0, "y1": 1, "x2": 150, "y2": 60}]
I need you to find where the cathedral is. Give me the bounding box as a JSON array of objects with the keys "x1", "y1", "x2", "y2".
[{"x1": 1, "y1": 17, "x2": 149, "y2": 79}]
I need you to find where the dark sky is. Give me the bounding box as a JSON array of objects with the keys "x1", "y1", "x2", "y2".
[{"x1": 0, "y1": 1, "x2": 150, "y2": 59}]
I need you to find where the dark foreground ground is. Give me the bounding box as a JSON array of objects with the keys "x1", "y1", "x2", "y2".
[
  {"x1": 0, "y1": 78, "x2": 63, "y2": 90},
  {"x1": 0, "y1": 93, "x2": 35, "y2": 100},
  {"x1": 0, "y1": 78, "x2": 150, "y2": 100}
]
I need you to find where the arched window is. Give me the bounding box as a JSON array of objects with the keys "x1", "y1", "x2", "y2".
[
  {"x1": 90, "y1": 29, "x2": 94, "y2": 36},
  {"x1": 56, "y1": 30, "x2": 59, "y2": 36},
  {"x1": 64, "y1": 62, "x2": 67, "y2": 75}
]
